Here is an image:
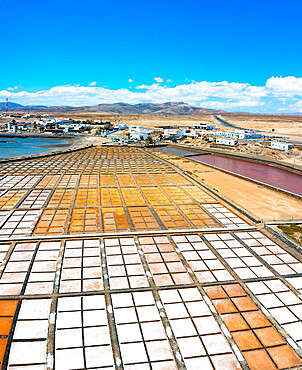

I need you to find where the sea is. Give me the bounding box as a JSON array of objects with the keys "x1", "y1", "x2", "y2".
[{"x1": 0, "y1": 137, "x2": 69, "y2": 159}]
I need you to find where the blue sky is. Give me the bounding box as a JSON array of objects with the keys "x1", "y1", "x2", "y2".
[{"x1": 1, "y1": 0, "x2": 301, "y2": 113}]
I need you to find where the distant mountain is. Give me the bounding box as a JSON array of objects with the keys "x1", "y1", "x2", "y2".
[
  {"x1": 0, "y1": 102, "x2": 24, "y2": 109},
  {"x1": 0, "y1": 101, "x2": 224, "y2": 115},
  {"x1": 88, "y1": 102, "x2": 223, "y2": 115}
]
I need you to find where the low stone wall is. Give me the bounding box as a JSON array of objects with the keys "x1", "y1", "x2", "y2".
[
  {"x1": 168, "y1": 144, "x2": 302, "y2": 175},
  {"x1": 188, "y1": 157, "x2": 302, "y2": 201},
  {"x1": 264, "y1": 224, "x2": 302, "y2": 254},
  {"x1": 150, "y1": 144, "x2": 302, "y2": 200}
]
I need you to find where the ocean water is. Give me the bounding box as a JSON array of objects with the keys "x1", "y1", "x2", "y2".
[{"x1": 0, "y1": 137, "x2": 69, "y2": 159}]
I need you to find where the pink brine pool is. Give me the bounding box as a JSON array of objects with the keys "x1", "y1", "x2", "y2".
[{"x1": 191, "y1": 154, "x2": 302, "y2": 196}]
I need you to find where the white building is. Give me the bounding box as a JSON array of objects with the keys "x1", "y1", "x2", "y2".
[
  {"x1": 212, "y1": 131, "x2": 237, "y2": 138},
  {"x1": 271, "y1": 141, "x2": 294, "y2": 151},
  {"x1": 182, "y1": 128, "x2": 203, "y2": 138},
  {"x1": 131, "y1": 132, "x2": 149, "y2": 140},
  {"x1": 163, "y1": 128, "x2": 185, "y2": 138},
  {"x1": 22, "y1": 114, "x2": 37, "y2": 119},
  {"x1": 129, "y1": 128, "x2": 152, "y2": 141},
  {"x1": 210, "y1": 130, "x2": 261, "y2": 140},
  {"x1": 63, "y1": 124, "x2": 83, "y2": 133},
  {"x1": 193, "y1": 124, "x2": 216, "y2": 130},
  {"x1": 7, "y1": 122, "x2": 17, "y2": 133},
  {"x1": 216, "y1": 138, "x2": 238, "y2": 146},
  {"x1": 129, "y1": 125, "x2": 144, "y2": 133},
  {"x1": 234, "y1": 129, "x2": 262, "y2": 139}
]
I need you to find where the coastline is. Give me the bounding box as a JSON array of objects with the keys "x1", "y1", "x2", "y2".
[
  {"x1": 0, "y1": 133, "x2": 111, "y2": 162},
  {"x1": 0, "y1": 132, "x2": 76, "y2": 147}
]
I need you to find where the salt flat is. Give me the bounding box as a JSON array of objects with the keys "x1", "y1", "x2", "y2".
[{"x1": 0, "y1": 146, "x2": 301, "y2": 369}]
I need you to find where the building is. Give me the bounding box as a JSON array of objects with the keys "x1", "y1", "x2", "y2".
[
  {"x1": 6, "y1": 122, "x2": 17, "y2": 133},
  {"x1": 130, "y1": 129, "x2": 152, "y2": 141},
  {"x1": 131, "y1": 132, "x2": 149, "y2": 140},
  {"x1": 63, "y1": 124, "x2": 83, "y2": 133},
  {"x1": 182, "y1": 129, "x2": 203, "y2": 139},
  {"x1": 163, "y1": 128, "x2": 185, "y2": 138},
  {"x1": 129, "y1": 125, "x2": 144, "y2": 133},
  {"x1": 271, "y1": 141, "x2": 294, "y2": 151},
  {"x1": 21, "y1": 114, "x2": 37, "y2": 119},
  {"x1": 210, "y1": 129, "x2": 262, "y2": 140},
  {"x1": 215, "y1": 138, "x2": 238, "y2": 146},
  {"x1": 213, "y1": 131, "x2": 238, "y2": 139},
  {"x1": 234, "y1": 129, "x2": 262, "y2": 139},
  {"x1": 193, "y1": 124, "x2": 216, "y2": 130}
]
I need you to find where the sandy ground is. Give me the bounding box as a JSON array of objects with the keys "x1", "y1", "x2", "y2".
[
  {"x1": 172, "y1": 139, "x2": 302, "y2": 167},
  {"x1": 2, "y1": 112, "x2": 301, "y2": 137},
  {"x1": 151, "y1": 151, "x2": 302, "y2": 222},
  {"x1": 218, "y1": 114, "x2": 302, "y2": 141},
  {"x1": 2, "y1": 111, "x2": 301, "y2": 163},
  {"x1": 45, "y1": 112, "x2": 302, "y2": 139},
  {"x1": 78, "y1": 135, "x2": 111, "y2": 145},
  {"x1": 38, "y1": 113, "x2": 216, "y2": 129}
]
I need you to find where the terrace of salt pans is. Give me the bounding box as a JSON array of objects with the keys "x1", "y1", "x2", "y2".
[{"x1": 0, "y1": 146, "x2": 301, "y2": 369}]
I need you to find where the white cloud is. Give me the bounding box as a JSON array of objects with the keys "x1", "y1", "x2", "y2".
[
  {"x1": 88, "y1": 81, "x2": 97, "y2": 86},
  {"x1": 286, "y1": 100, "x2": 302, "y2": 113},
  {"x1": 135, "y1": 84, "x2": 149, "y2": 90},
  {"x1": 128, "y1": 79, "x2": 133, "y2": 83},
  {"x1": 7, "y1": 85, "x2": 23, "y2": 91},
  {"x1": 0, "y1": 76, "x2": 301, "y2": 113},
  {"x1": 266, "y1": 76, "x2": 302, "y2": 95},
  {"x1": 166, "y1": 79, "x2": 172, "y2": 83},
  {"x1": 154, "y1": 77, "x2": 163, "y2": 83}
]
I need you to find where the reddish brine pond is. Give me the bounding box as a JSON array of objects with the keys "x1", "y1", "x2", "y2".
[{"x1": 191, "y1": 154, "x2": 302, "y2": 196}]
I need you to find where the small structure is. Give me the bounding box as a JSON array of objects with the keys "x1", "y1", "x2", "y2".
[
  {"x1": 130, "y1": 129, "x2": 152, "y2": 141},
  {"x1": 63, "y1": 124, "x2": 82, "y2": 133},
  {"x1": 193, "y1": 124, "x2": 216, "y2": 130},
  {"x1": 215, "y1": 138, "x2": 238, "y2": 146},
  {"x1": 210, "y1": 130, "x2": 262, "y2": 140},
  {"x1": 129, "y1": 125, "x2": 144, "y2": 133},
  {"x1": 163, "y1": 128, "x2": 185, "y2": 139},
  {"x1": 212, "y1": 131, "x2": 237, "y2": 138},
  {"x1": 182, "y1": 128, "x2": 203, "y2": 139},
  {"x1": 234, "y1": 129, "x2": 262, "y2": 139},
  {"x1": 271, "y1": 141, "x2": 294, "y2": 151}
]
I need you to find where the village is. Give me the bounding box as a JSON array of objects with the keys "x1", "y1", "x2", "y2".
[{"x1": 0, "y1": 112, "x2": 296, "y2": 154}]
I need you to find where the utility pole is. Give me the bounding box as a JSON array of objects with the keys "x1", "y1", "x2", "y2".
[{"x1": 5, "y1": 98, "x2": 8, "y2": 113}]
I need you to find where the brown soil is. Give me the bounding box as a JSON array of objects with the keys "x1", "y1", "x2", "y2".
[{"x1": 151, "y1": 151, "x2": 302, "y2": 222}]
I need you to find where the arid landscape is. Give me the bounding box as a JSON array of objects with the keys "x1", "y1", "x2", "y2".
[
  {"x1": 2, "y1": 103, "x2": 302, "y2": 137},
  {"x1": 222, "y1": 113, "x2": 302, "y2": 140},
  {"x1": 1, "y1": 103, "x2": 302, "y2": 165}
]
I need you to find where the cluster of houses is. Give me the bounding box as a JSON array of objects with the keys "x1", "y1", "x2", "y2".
[
  {"x1": 207, "y1": 129, "x2": 262, "y2": 147},
  {"x1": 128, "y1": 126, "x2": 153, "y2": 140},
  {"x1": 209, "y1": 129, "x2": 294, "y2": 151},
  {"x1": 270, "y1": 141, "x2": 294, "y2": 151},
  {"x1": 0, "y1": 113, "x2": 296, "y2": 151},
  {"x1": 153, "y1": 125, "x2": 294, "y2": 151},
  {"x1": 1, "y1": 115, "x2": 126, "y2": 136},
  {"x1": 2, "y1": 116, "x2": 75, "y2": 133}
]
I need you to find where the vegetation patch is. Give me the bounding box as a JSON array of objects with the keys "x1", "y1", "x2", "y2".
[{"x1": 277, "y1": 224, "x2": 302, "y2": 245}]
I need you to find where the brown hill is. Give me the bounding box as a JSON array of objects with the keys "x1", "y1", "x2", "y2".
[{"x1": 0, "y1": 101, "x2": 224, "y2": 115}]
